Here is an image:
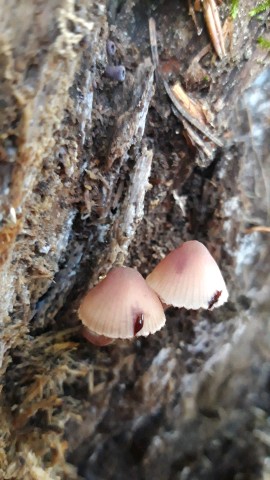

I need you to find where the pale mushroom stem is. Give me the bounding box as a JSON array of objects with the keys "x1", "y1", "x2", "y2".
[{"x1": 82, "y1": 326, "x2": 114, "y2": 347}]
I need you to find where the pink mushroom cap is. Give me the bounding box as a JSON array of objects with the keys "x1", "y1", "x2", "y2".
[
  {"x1": 146, "y1": 240, "x2": 229, "y2": 310},
  {"x1": 78, "y1": 267, "x2": 166, "y2": 339}
]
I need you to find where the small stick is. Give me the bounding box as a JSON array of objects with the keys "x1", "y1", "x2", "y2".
[
  {"x1": 181, "y1": 116, "x2": 215, "y2": 158},
  {"x1": 171, "y1": 82, "x2": 206, "y2": 124},
  {"x1": 163, "y1": 78, "x2": 223, "y2": 147},
  {"x1": 149, "y1": 17, "x2": 159, "y2": 68},
  {"x1": 244, "y1": 226, "x2": 270, "y2": 234},
  {"x1": 203, "y1": 0, "x2": 226, "y2": 59},
  {"x1": 188, "y1": 0, "x2": 203, "y2": 35}
]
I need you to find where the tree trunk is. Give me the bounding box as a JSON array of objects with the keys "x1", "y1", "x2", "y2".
[{"x1": 0, "y1": 0, "x2": 270, "y2": 479}]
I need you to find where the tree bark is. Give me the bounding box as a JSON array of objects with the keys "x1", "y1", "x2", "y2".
[{"x1": 0, "y1": 0, "x2": 270, "y2": 479}]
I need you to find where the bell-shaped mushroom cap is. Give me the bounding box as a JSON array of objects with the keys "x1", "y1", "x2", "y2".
[
  {"x1": 78, "y1": 267, "x2": 166, "y2": 339},
  {"x1": 146, "y1": 240, "x2": 228, "y2": 310}
]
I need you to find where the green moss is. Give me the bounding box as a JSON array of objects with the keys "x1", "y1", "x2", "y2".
[
  {"x1": 249, "y1": 0, "x2": 270, "y2": 17},
  {"x1": 230, "y1": 0, "x2": 239, "y2": 19},
  {"x1": 257, "y1": 36, "x2": 270, "y2": 48}
]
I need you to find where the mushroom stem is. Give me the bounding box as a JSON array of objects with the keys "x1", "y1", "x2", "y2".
[{"x1": 82, "y1": 327, "x2": 114, "y2": 347}]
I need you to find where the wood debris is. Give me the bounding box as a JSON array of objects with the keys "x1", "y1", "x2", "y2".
[
  {"x1": 149, "y1": 17, "x2": 159, "y2": 68},
  {"x1": 202, "y1": 0, "x2": 226, "y2": 59},
  {"x1": 181, "y1": 117, "x2": 216, "y2": 161},
  {"x1": 106, "y1": 59, "x2": 155, "y2": 169},
  {"x1": 13, "y1": 396, "x2": 63, "y2": 429},
  {"x1": 163, "y1": 78, "x2": 223, "y2": 148},
  {"x1": 111, "y1": 145, "x2": 153, "y2": 262},
  {"x1": 89, "y1": 145, "x2": 154, "y2": 282},
  {"x1": 148, "y1": 15, "x2": 223, "y2": 165},
  {"x1": 188, "y1": 0, "x2": 203, "y2": 35},
  {"x1": 244, "y1": 226, "x2": 270, "y2": 234},
  {"x1": 171, "y1": 82, "x2": 207, "y2": 124}
]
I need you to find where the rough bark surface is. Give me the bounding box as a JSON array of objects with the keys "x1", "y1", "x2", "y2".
[{"x1": 0, "y1": 0, "x2": 270, "y2": 479}]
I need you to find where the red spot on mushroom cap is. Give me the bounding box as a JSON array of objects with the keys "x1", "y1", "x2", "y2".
[
  {"x1": 208, "y1": 290, "x2": 222, "y2": 310},
  {"x1": 134, "y1": 313, "x2": 144, "y2": 335}
]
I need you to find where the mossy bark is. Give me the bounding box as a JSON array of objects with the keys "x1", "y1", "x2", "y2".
[{"x1": 0, "y1": 1, "x2": 270, "y2": 479}]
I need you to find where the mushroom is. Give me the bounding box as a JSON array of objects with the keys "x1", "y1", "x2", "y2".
[
  {"x1": 105, "y1": 65, "x2": 126, "y2": 82},
  {"x1": 146, "y1": 240, "x2": 228, "y2": 310},
  {"x1": 78, "y1": 267, "x2": 166, "y2": 345},
  {"x1": 106, "y1": 39, "x2": 116, "y2": 56}
]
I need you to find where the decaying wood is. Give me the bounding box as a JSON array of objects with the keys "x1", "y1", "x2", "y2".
[
  {"x1": 202, "y1": 0, "x2": 226, "y2": 59},
  {"x1": 163, "y1": 78, "x2": 223, "y2": 148},
  {"x1": 0, "y1": 0, "x2": 270, "y2": 479}
]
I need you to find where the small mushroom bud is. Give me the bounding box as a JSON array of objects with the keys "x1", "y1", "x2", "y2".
[
  {"x1": 105, "y1": 65, "x2": 126, "y2": 82},
  {"x1": 78, "y1": 267, "x2": 166, "y2": 345},
  {"x1": 106, "y1": 39, "x2": 116, "y2": 56},
  {"x1": 146, "y1": 240, "x2": 228, "y2": 310}
]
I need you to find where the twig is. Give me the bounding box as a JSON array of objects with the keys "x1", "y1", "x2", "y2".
[
  {"x1": 188, "y1": 0, "x2": 203, "y2": 35},
  {"x1": 181, "y1": 116, "x2": 215, "y2": 158},
  {"x1": 203, "y1": 0, "x2": 226, "y2": 59},
  {"x1": 163, "y1": 78, "x2": 223, "y2": 147},
  {"x1": 171, "y1": 82, "x2": 206, "y2": 124},
  {"x1": 244, "y1": 226, "x2": 270, "y2": 234},
  {"x1": 149, "y1": 17, "x2": 159, "y2": 68}
]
